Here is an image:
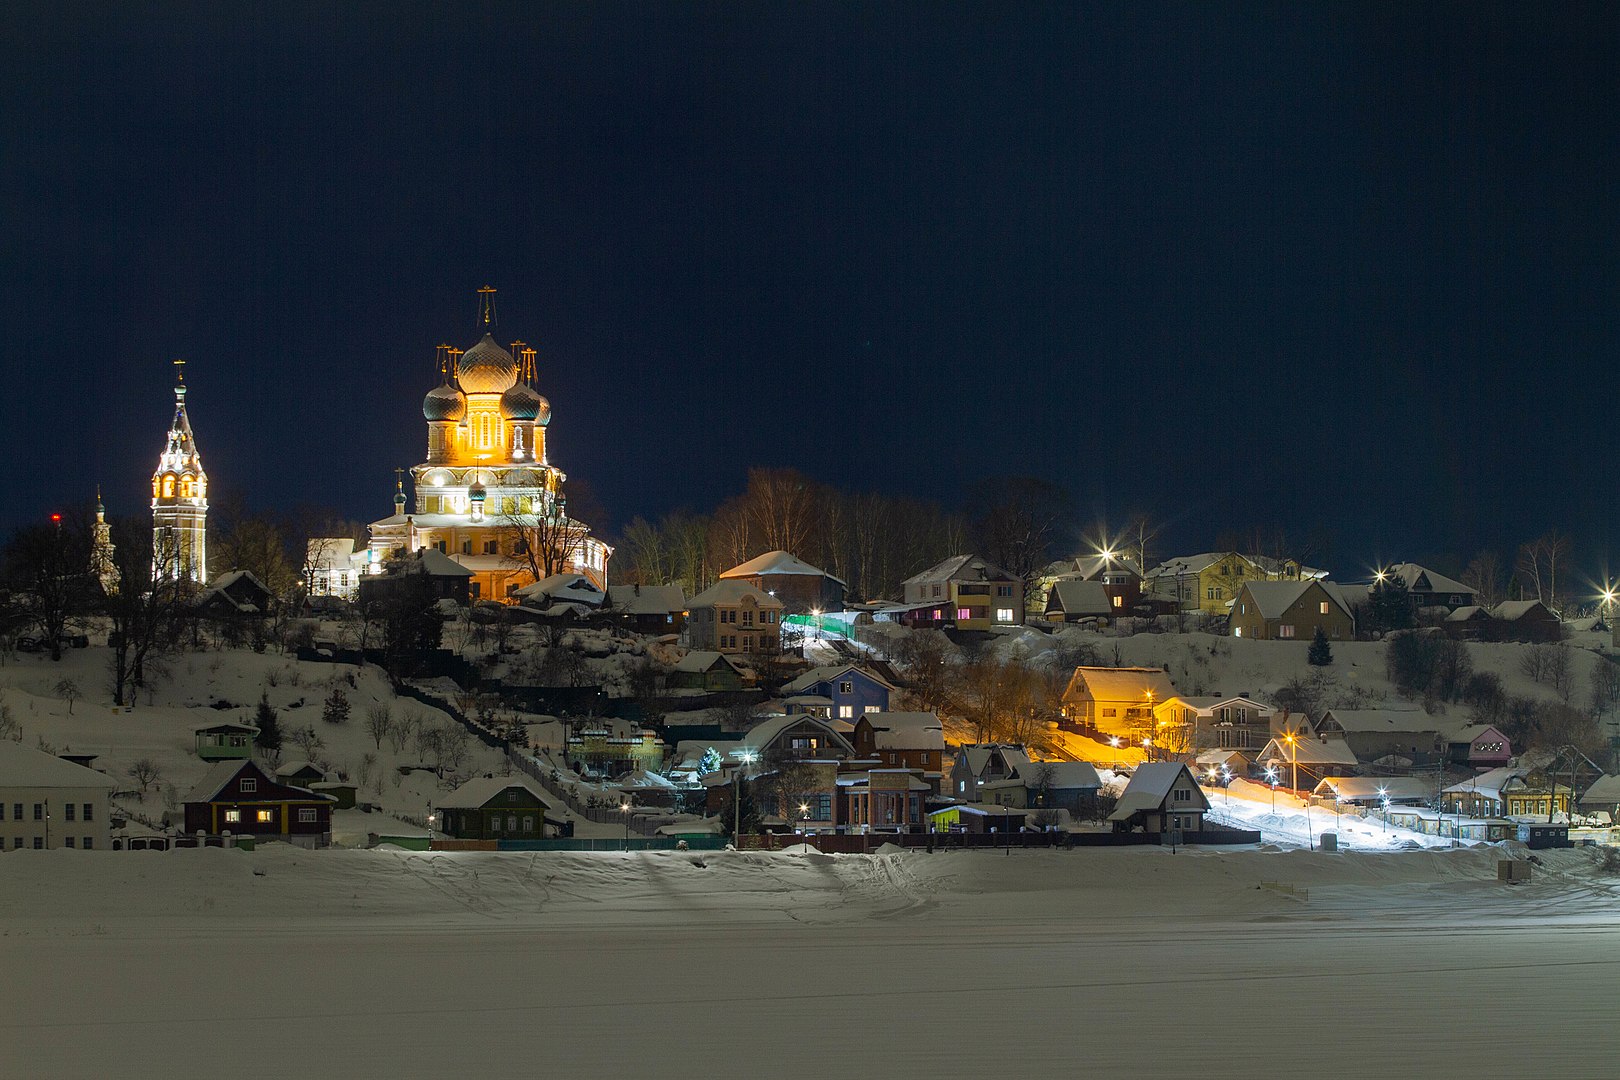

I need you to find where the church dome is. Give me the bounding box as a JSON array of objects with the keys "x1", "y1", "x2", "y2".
[
  {"x1": 457, "y1": 334, "x2": 518, "y2": 394},
  {"x1": 423, "y1": 383, "x2": 467, "y2": 421},
  {"x1": 534, "y1": 396, "x2": 552, "y2": 427},
  {"x1": 500, "y1": 381, "x2": 543, "y2": 420}
]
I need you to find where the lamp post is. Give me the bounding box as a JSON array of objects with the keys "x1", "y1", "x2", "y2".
[
  {"x1": 799, "y1": 802, "x2": 811, "y2": 847},
  {"x1": 733, "y1": 749, "x2": 756, "y2": 841},
  {"x1": 1109, "y1": 736, "x2": 1121, "y2": 771},
  {"x1": 620, "y1": 800, "x2": 632, "y2": 852},
  {"x1": 1378, "y1": 788, "x2": 1389, "y2": 833},
  {"x1": 1267, "y1": 767, "x2": 1278, "y2": 812},
  {"x1": 1141, "y1": 736, "x2": 1152, "y2": 763}
]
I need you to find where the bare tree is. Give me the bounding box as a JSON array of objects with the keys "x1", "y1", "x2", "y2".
[
  {"x1": 126, "y1": 757, "x2": 162, "y2": 795},
  {"x1": 1517, "y1": 531, "x2": 1573, "y2": 614},
  {"x1": 104, "y1": 518, "x2": 192, "y2": 706},
  {"x1": 1462, "y1": 550, "x2": 1505, "y2": 609},
  {"x1": 970, "y1": 476, "x2": 1071, "y2": 592},
  {"x1": 364, "y1": 704, "x2": 393, "y2": 750},
  {"x1": 3, "y1": 514, "x2": 96, "y2": 662},
  {"x1": 53, "y1": 679, "x2": 81, "y2": 714}
]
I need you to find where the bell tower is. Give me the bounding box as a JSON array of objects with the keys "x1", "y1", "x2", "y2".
[{"x1": 150, "y1": 359, "x2": 209, "y2": 585}]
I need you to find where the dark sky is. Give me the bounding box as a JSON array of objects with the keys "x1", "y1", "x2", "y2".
[{"x1": 3, "y1": 3, "x2": 1616, "y2": 577}]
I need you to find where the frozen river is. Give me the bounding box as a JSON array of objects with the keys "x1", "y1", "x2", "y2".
[{"x1": 2, "y1": 844, "x2": 1616, "y2": 1078}]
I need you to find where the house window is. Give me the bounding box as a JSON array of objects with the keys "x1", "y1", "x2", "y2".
[
  {"x1": 33, "y1": 838, "x2": 43, "y2": 849},
  {"x1": 491, "y1": 816, "x2": 502, "y2": 832},
  {"x1": 240, "y1": 778, "x2": 257, "y2": 793},
  {"x1": 522, "y1": 816, "x2": 535, "y2": 833},
  {"x1": 932, "y1": 584, "x2": 942, "y2": 598},
  {"x1": 839, "y1": 681, "x2": 854, "y2": 694},
  {"x1": 956, "y1": 608, "x2": 972, "y2": 621},
  {"x1": 225, "y1": 809, "x2": 241, "y2": 823},
  {"x1": 82, "y1": 837, "x2": 92, "y2": 849},
  {"x1": 256, "y1": 810, "x2": 274, "y2": 824},
  {"x1": 33, "y1": 804, "x2": 43, "y2": 821},
  {"x1": 484, "y1": 540, "x2": 499, "y2": 555},
  {"x1": 508, "y1": 790, "x2": 520, "y2": 803},
  {"x1": 1278, "y1": 625, "x2": 1295, "y2": 639},
  {"x1": 11, "y1": 837, "x2": 19, "y2": 849},
  {"x1": 298, "y1": 808, "x2": 317, "y2": 823},
  {"x1": 839, "y1": 705, "x2": 854, "y2": 719},
  {"x1": 508, "y1": 816, "x2": 518, "y2": 832},
  {"x1": 65, "y1": 837, "x2": 74, "y2": 848},
  {"x1": 11, "y1": 804, "x2": 19, "y2": 819},
  {"x1": 64, "y1": 804, "x2": 75, "y2": 822},
  {"x1": 997, "y1": 585, "x2": 1012, "y2": 597},
  {"x1": 1112, "y1": 596, "x2": 1123, "y2": 608},
  {"x1": 1234, "y1": 627, "x2": 1242, "y2": 637},
  {"x1": 462, "y1": 540, "x2": 472, "y2": 555},
  {"x1": 1319, "y1": 602, "x2": 1330, "y2": 615}
]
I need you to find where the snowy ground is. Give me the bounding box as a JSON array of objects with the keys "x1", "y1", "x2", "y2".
[{"x1": 3, "y1": 843, "x2": 1619, "y2": 1078}]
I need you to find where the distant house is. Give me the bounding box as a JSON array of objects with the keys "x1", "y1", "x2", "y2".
[
  {"x1": 1256, "y1": 730, "x2": 1358, "y2": 787},
  {"x1": 898, "y1": 555, "x2": 1024, "y2": 630},
  {"x1": 1044, "y1": 579, "x2": 1116, "y2": 623},
  {"x1": 275, "y1": 761, "x2": 326, "y2": 788},
  {"x1": 182, "y1": 759, "x2": 334, "y2": 847},
  {"x1": 1314, "y1": 708, "x2": 1446, "y2": 768},
  {"x1": 1443, "y1": 605, "x2": 1494, "y2": 640},
  {"x1": 1490, "y1": 600, "x2": 1563, "y2": 643},
  {"x1": 1146, "y1": 552, "x2": 1325, "y2": 614},
  {"x1": 306, "y1": 537, "x2": 369, "y2": 601},
  {"x1": 607, "y1": 584, "x2": 687, "y2": 634},
  {"x1": 1228, "y1": 579, "x2": 1354, "y2": 642},
  {"x1": 1059, "y1": 666, "x2": 1179, "y2": 739},
  {"x1": 928, "y1": 802, "x2": 1029, "y2": 834},
  {"x1": 851, "y1": 711, "x2": 946, "y2": 789},
  {"x1": 1152, "y1": 695, "x2": 1279, "y2": 753},
  {"x1": 950, "y1": 744, "x2": 1031, "y2": 802},
  {"x1": 1380, "y1": 563, "x2": 1476, "y2": 611},
  {"x1": 434, "y1": 777, "x2": 564, "y2": 840},
  {"x1": 1312, "y1": 776, "x2": 1433, "y2": 807},
  {"x1": 197, "y1": 570, "x2": 276, "y2": 616},
  {"x1": 1069, "y1": 553, "x2": 1144, "y2": 611},
  {"x1": 0, "y1": 742, "x2": 117, "y2": 851},
  {"x1": 1108, "y1": 762, "x2": 1210, "y2": 834},
  {"x1": 982, "y1": 760, "x2": 1103, "y2": 816},
  {"x1": 719, "y1": 550, "x2": 846, "y2": 613},
  {"x1": 1448, "y1": 724, "x2": 1511, "y2": 770},
  {"x1": 1441, "y1": 766, "x2": 1572, "y2": 819},
  {"x1": 1577, "y1": 774, "x2": 1620, "y2": 821},
  {"x1": 514, "y1": 573, "x2": 606, "y2": 615},
  {"x1": 358, "y1": 548, "x2": 474, "y2": 607},
  {"x1": 782, "y1": 664, "x2": 895, "y2": 722},
  {"x1": 668, "y1": 651, "x2": 749, "y2": 692},
  {"x1": 194, "y1": 722, "x2": 257, "y2": 762},
  {"x1": 686, "y1": 580, "x2": 785, "y2": 654}
]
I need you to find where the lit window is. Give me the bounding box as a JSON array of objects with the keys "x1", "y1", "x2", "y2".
[
  {"x1": 839, "y1": 705, "x2": 854, "y2": 719},
  {"x1": 225, "y1": 810, "x2": 241, "y2": 823},
  {"x1": 1112, "y1": 596, "x2": 1123, "y2": 608},
  {"x1": 256, "y1": 810, "x2": 274, "y2": 824},
  {"x1": 1319, "y1": 602, "x2": 1330, "y2": 614},
  {"x1": 1278, "y1": 625, "x2": 1295, "y2": 639},
  {"x1": 1234, "y1": 627, "x2": 1242, "y2": 638},
  {"x1": 996, "y1": 608, "x2": 1014, "y2": 622}
]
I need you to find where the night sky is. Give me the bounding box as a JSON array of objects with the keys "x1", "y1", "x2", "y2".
[{"x1": 4, "y1": 3, "x2": 1616, "y2": 575}]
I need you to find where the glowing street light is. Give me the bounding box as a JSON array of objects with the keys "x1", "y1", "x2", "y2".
[
  {"x1": 620, "y1": 801, "x2": 632, "y2": 852},
  {"x1": 1108, "y1": 736, "x2": 1121, "y2": 771},
  {"x1": 733, "y1": 749, "x2": 757, "y2": 841},
  {"x1": 1266, "y1": 767, "x2": 1279, "y2": 812},
  {"x1": 1378, "y1": 787, "x2": 1390, "y2": 833}
]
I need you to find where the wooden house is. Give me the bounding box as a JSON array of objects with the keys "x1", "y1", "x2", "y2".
[
  {"x1": 182, "y1": 760, "x2": 334, "y2": 847},
  {"x1": 950, "y1": 744, "x2": 1031, "y2": 802},
  {"x1": 434, "y1": 777, "x2": 564, "y2": 840},
  {"x1": 851, "y1": 711, "x2": 945, "y2": 790},
  {"x1": 719, "y1": 550, "x2": 846, "y2": 614},
  {"x1": 668, "y1": 651, "x2": 749, "y2": 692},
  {"x1": 1107, "y1": 763, "x2": 1209, "y2": 834},
  {"x1": 607, "y1": 583, "x2": 687, "y2": 633},
  {"x1": 194, "y1": 722, "x2": 257, "y2": 762},
  {"x1": 1059, "y1": 666, "x2": 1178, "y2": 739},
  {"x1": 1228, "y1": 579, "x2": 1355, "y2": 642}
]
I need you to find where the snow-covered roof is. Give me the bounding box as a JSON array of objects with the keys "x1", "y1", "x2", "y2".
[
  {"x1": 1317, "y1": 708, "x2": 1434, "y2": 734},
  {"x1": 671, "y1": 651, "x2": 746, "y2": 676},
  {"x1": 1068, "y1": 554, "x2": 1143, "y2": 580},
  {"x1": 929, "y1": 802, "x2": 1030, "y2": 818},
  {"x1": 516, "y1": 573, "x2": 605, "y2": 606},
  {"x1": 687, "y1": 579, "x2": 783, "y2": 610},
  {"x1": 740, "y1": 714, "x2": 855, "y2": 756},
  {"x1": 275, "y1": 760, "x2": 323, "y2": 778},
  {"x1": 1491, "y1": 600, "x2": 1553, "y2": 621},
  {"x1": 436, "y1": 776, "x2": 555, "y2": 810},
  {"x1": 720, "y1": 550, "x2": 847, "y2": 586},
  {"x1": 1047, "y1": 579, "x2": 1114, "y2": 616},
  {"x1": 1148, "y1": 552, "x2": 1230, "y2": 578},
  {"x1": 1237, "y1": 579, "x2": 1353, "y2": 621},
  {"x1": 1256, "y1": 735, "x2": 1358, "y2": 767},
  {"x1": 0, "y1": 742, "x2": 117, "y2": 791},
  {"x1": 1066, "y1": 666, "x2": 1178, "y2": 704},
  {"x1": 782, "y1": 664, "x2": 898, "y2": 695},
  {"x1": 1313, "y1": 776, "x2": 1433, "y2": 801},
  {"x1": 1446, "y1": 605, "x2": 1489, "y2": 622},
  {"x1": 407, "y1": 549, "x2": 476, "y2": 578},
  {"x1": 607, "y1": 584, "x2": 687, "y2": 614},
  {"x1": 902, "y1": 554, "x2": 1016, "y2": 587},
  {"x1": 181, "y1": 760, "x2": 316, "y2": 804},
  {"x1": 1442, "y1": 766, "x2": 1526, "y2": 798},
  {"x1": 1022, "y1": 760, "x2": 1102, "y2": 789},
  {"x1": 957, "y1": 744, "x2": 1031, "y2": 779},
  {"x1": 1108, "y1": 763, "x2": 1207, "y2": 820},
  {"x1": 860, "y1": 711, "x2": 945, "y2": 752},
  {"x1": 1578, "y1": 774, "x2": 1620, "y2": 805},
  {"x1": 1383, "y1": 563, "x2": 1472, "y2": 597}
]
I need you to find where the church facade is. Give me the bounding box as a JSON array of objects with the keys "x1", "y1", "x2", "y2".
[
  {"x1": 368, "y1": 288, "x2": 610, "y2": 601},
  {"x1": 150, "y1": 361, "x2": 208, "y2": 586}
]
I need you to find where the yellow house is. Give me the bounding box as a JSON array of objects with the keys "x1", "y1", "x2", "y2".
[
  {"x1": 1059, "y1": 666, "x2": 1179, "y2": 740},
  {"x1": 1145, "y1": 552, "x2": 1321, "y2": 615}
]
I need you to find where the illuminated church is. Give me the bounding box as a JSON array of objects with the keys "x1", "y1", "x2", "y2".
[
  {"x1": 150, "y1": 360, "x2": 208, "y2": 585},
  {"x1": 368, "y1": 287, "x2": 610, "y2": 601}
]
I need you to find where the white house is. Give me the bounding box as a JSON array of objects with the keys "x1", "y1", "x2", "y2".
[{"x1": 0, "y1": 742, "x2": 118, "y2": 851}]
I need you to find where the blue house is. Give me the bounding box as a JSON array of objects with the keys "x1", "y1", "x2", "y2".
[{"x1": 780, "y1": 664, "x2": 896, "y2": 723}]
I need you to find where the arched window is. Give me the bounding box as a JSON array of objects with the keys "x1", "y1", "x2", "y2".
[{"x1": 162, "y1": 475, "x2": 175, "y2": 498}]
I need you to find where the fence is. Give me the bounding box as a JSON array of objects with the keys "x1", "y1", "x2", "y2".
[{"x1": 738, "y1": 826, "x2": 1262, "y2": 853}]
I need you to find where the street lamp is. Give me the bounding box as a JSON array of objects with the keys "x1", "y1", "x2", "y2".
[
  {"x1": 733, "y1": 749, "x2": 756, "y2": 841},
  {"x1": 1378, "y1": 787, "x2": 1389, "y2": 833},
  {"x1": 620, "y1": 800, "x2": 632, "y2": 852},
  {"x1": 1108, "y1": 736, "x2": 1121, "y2": 771},
  {"x1": 1266, "y1": 767, "x2": 1278, "y2": 812},
  {"x1": 1141, "y1": 736, "x2": 1152, "y2": 762}
]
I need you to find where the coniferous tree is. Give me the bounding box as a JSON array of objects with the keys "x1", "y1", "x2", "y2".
[
  {"x1": 254, "y1": 693, "x2": 283, "y2": 756},
  {"x1": 1307, "y1": 626, "x2": 1333, "y2": 666},
  {"x1": 322, "y1": 686, "x2": 350, "y2": 724}
]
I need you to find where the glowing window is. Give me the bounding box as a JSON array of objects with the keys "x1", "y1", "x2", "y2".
[
  {"x1": 996, "y1": 608, "x2": 1014, "y2": 622},
  {"x1": 162, "y1": 475, "x2": 175, "y2": 498},
  {"x1": 256, "y1": 810, "x2": 274, "y2": 824},
  {"x1": 224, "y1": 809, "x2": 241, "y2": 823}
]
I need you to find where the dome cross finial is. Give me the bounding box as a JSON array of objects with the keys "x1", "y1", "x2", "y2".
[{"x1": 476, "y1": 285, "x2": 497, "y2": 330}]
